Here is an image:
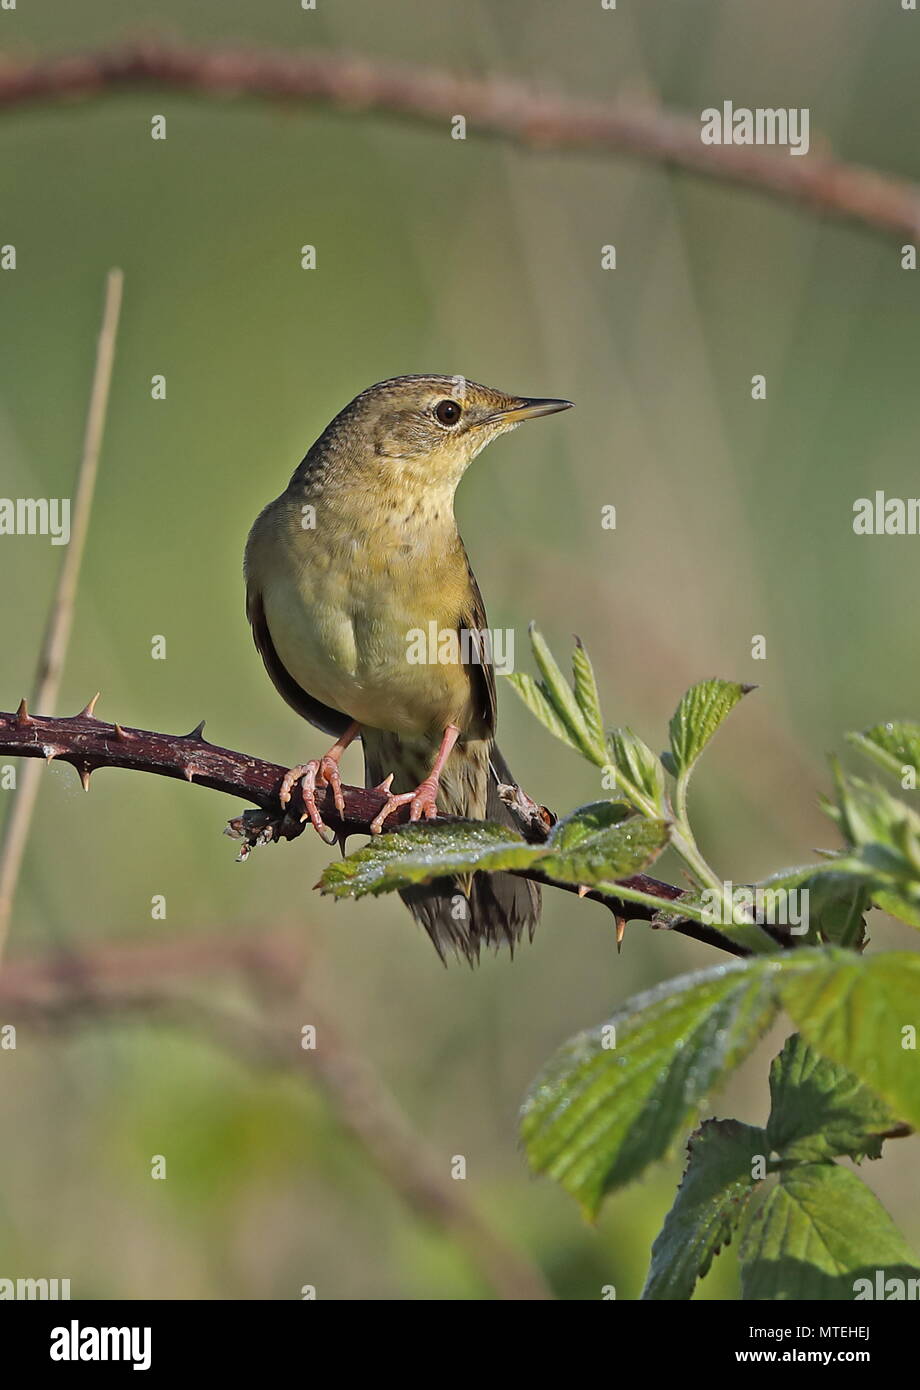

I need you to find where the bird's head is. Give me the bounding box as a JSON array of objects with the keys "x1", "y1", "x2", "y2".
[{"x1": 301, "y1": 375, "x2": 573, "y2": 495}]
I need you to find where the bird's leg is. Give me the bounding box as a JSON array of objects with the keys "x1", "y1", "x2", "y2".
[
  {"x1": 370, "y1": 724, "x2": 461, "y2": 835},
  {"x1": 279, "y1": 721, "x2": 361, "y2": 840}
]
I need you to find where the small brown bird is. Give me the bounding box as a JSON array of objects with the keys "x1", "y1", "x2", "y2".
[{"x1": 244, "y1": 375, "x2": 572, "y2": 961}]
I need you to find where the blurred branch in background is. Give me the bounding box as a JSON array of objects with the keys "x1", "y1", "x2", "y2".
[
  {"x1": 0, "y1": 703, "x2": 759, "y2": 957},
  {"x1": 0, "y1": 44, "x2": 916, "y2": 238},
  {"x1": 0, "y1": 930, "x2": 553, "y2": 1301},
  {"x1": 0, "y1": 269, "x2": 123, "y2": 966}
]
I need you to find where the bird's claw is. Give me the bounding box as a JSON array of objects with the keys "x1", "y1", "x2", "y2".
[
  {"x1": 369, "y1": 775, "x2": 441, "y2": 834},
  {"x1": 279, "y1": 755, "x2": 345, "y2": 841}
]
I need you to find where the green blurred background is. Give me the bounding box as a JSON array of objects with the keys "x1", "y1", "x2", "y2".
[{"x1": 1, "y1": 0, "x2": 918, "y2": 1299}]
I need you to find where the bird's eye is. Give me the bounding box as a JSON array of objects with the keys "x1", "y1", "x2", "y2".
[{"x1": 434, "y1": 399, "x2": 462, "y2": 426}]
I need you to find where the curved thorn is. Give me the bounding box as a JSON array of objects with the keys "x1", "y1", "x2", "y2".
[
  {"x1": 113, "y1": 722, "x2": 131, "y2": 741},
  {"x1": 185, "y1": 720, "x2": 207, "y2": 741},
  {"x1": 79, "y1": 765, "x2": 92, "y2": 791},
  {"x1": 15, "y1": 698, "x2": 33, "y2": 727},
  {"x1": 79, "y1": 692, "x2": 101, "y2": 719}
]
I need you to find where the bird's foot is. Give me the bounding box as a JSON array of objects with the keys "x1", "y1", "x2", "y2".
[
  {"x1": 279, "y1": 755, "x2": 346, "y2": 843},
  {"x1": 277, "y1": 722, "x2": 360, "y2": 842},
  {"x1": 369, "y1": 774, "x2": 441, "y2": 835}
]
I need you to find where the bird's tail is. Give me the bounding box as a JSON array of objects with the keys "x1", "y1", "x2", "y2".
[{"x1": 363, "y1": 738, "x2": 541, "y2": 964}]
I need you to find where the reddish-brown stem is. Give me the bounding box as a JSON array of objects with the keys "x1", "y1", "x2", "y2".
[
  {"x1": 0, "y1": 702, "x2": 769, "y2": 957},
  {"x1": 0, "y1": 44, "x2": 916, "y2": 239}
]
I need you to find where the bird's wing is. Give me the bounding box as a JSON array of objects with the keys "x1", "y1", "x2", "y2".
[
  {"x1": 459, "y1": 552, "x2": 497, "y2": 737},
  {"x1": 246, "y1": 585, "x2": 354, "y2": 739}
]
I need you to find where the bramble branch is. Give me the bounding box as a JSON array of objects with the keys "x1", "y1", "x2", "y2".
[
  {"x1": 0, "y1": 700, "x2": 767, "y2": 957},
  {"x1": 0, "y1": 43, "x2": 917, "y2": 238},
  {"x1": 0, "y1": 698, "x2": 415, "y2": 840}
]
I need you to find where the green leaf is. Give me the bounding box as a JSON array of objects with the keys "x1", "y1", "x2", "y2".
[
  {"x1": 571, "y1": 637, "x2": 606, "y2": 761},
  {"x1": 504, "y1": 672, "x2": 584, "y2": 755},
  {"x1": 667, "y1": 679, "x2": 752, "y2": 781},
  {"x1": 778, "y1": 950, "x2": 920, "y2": 1128},
  {"x1": 847, "y1": 721, "x2": 920, "y2": 785},
  {"x1": 739, "y1": 1163, "x2": 920, "y2": 1300},
  {"x1": 320, "y1": 804, "x2": 671, "y2": 903},
  {"x1": 752, "y1": 865, "x2": 870, "y2": 948},
  {"x1": 544, "y1": 800, "x2": 633, "y2": 847},
  {"x1": 319, "y1": 820, "x2": 537, "y2": 898},
  {"x1": 825, "y1": 768, "x2": 920, "y2": 927},
  {"x1": 767, "y1": 1034, "x2": 899, "y2": 1163},
  {"x1": 528, "y1": 625, "x2": 605, "y2": 764},
  {"x1": 543, "y1": 803, "x2": 669, "y2": 885},
  {"x1": 829, "y1": 766, "x2": 920, "y2": 860},
  {"x1": 520, "y1": 956, "x2": 779, "y2": 1217},
  {"x1": 642, "y1": 1119, "x2": 766, "y2": 1301},
  {"x1": 606, "y1": 727, "x2": 667, "y2": 813},
  {"x1": 802, "y1": 874, "x2": 871, "y2": 949},
  {"x1": 873, "y1": 889, "x2": 920, "y2": 928}
]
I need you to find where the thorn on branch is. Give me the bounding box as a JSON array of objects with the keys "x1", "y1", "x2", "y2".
[
  {"x1": 78, "y1": 693, "x2": 101, "y2": 718},
  {"x1": 15, "y1": 699, "x2": 33, "y2": 727}
]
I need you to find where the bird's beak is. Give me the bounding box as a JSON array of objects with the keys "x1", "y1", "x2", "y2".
[{"x1": 490, "y1": 397, "x2": 574, "y2": 423}]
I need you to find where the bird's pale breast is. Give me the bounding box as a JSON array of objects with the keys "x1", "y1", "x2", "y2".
[{"x1": 254, "y1": 496, "x2": 477, "y2": 739}]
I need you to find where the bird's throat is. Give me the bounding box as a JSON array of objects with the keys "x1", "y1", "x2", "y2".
[{"x1": 317, "y1": 476, "x2": 462, "y2": 558}]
